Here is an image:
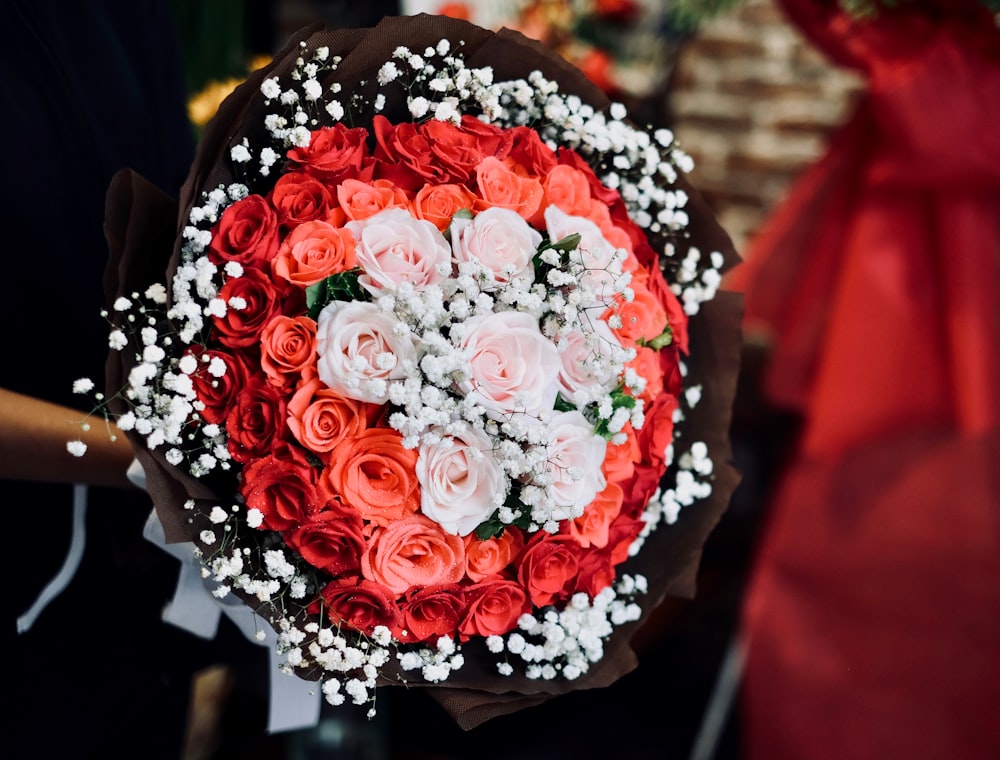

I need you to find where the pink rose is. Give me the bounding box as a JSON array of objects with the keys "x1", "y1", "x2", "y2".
[
  {"x1": 543, "y1": 410, "x2": 607, "y2": 518},
  {"x1": 544, "y1": 205, "x2": 623, "y2": 304},
  {"x1": 315, "y1": 300, "x2": 419, "y2": 404},
  {"x1": 361, "y1": 514, "x2": 465, "y2": 597},
  {"x1": 450, "y1": 206, "x2": 541, "y2": 286},
  {"x1": 347, "y1": 207, "x2": 452, "y2": 295},
  {"x1": 556, "y1": 318, "x2": 622, "y2": 403},
  {"x1": 456, "y1": 310, "x2": 560, "y2": 419},
  {"x1": 417, "y1": 422, "x2": 506, "y2": 536}
]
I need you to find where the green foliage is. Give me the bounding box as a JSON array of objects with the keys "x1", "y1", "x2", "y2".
[{"x1": 306, "y1": 269, "x2": 368, "y2": 320}]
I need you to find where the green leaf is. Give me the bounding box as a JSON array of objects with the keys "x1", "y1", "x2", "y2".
[{"x1": 306, "y1": 268, "x2": 367, "y2": 320}]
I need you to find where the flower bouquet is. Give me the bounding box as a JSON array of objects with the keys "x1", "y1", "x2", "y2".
[{"x1": 93, "y1": 13, "x2": 741, "y2": 729}]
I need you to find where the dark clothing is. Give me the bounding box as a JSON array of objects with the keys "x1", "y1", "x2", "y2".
[{"x1": 5, "y1": 3, "x2": 208, "y2": 757}]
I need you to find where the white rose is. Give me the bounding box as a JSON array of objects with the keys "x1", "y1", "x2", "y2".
[
  {"x1": 457, "y1": 310, "x2": 560, "y2": 418},
  {"x1": 544, "y1": 205, "x2": 623, "y2": 304},
  {"x1": 316, "y1": 300, "x2": 418, "y2": 403},
  {"x1": 417, "y1": 423, "x2": 506, "y2": 536},
  {"x1": 347, "y1": 207, "x2": 452, "y2": 294},
  {"x1": 545, "y1": 410, "x2": 607, "y2": 519},
  {"x1": 451, "y1": 206, "x2": 541, "y2": 285}
]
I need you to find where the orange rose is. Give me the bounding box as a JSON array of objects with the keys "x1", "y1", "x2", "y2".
[
  {"x1": 324, "y1": 428, "x2": 420, "y2": 525},
  {"x1": 336, "y1": 178, "x2": 410, "y2": 221},
  {"x1": 409, "y1": 183, "x2": 477, "y2": 231},
  {"x1": 626, "y1": 345, "x2": 665, "y2": 404},
  {"x1": 542, "y1": 164, "x2": 595, "y2": 219},
  {"x1": 286, "y1": 376, "x2": 376, "y2": 454},
  {"x1": 271, "y1": 219, "x2": 358, "y2": 287},
  {"x1": 361, "y1": 514, "x2": 465, "y2": 596},
  {"x1": 463, "y1": 526, "x2": 525, "y2": 582},
  {"x1": 602, "y1": 422, "x2": 640, "y2": 485},
  {"x1": 568, "y1": 482, "x2": 624, "y2": 549},
  {"x1": 474, "y1": 157, "x2": 543, "y2": 221},
  {"x1": 603, "y1": 272, "x2": 668, "y2": 346},
  {"x1": 260, "y1": 314, "x2": 317, "y2": 391}
]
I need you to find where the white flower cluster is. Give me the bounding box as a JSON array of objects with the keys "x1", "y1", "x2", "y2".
[{"x1": 485, "y1": 577, "x2": 645, "y2": 681}]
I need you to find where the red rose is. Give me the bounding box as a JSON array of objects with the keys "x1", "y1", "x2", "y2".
[
  {"x1": 225, "y1": 378, "x2": 288, "y2": 464},
  {"x1": 623, "y1": 392, "x2": 678, "y2": 515},
  {"x1": 208, "y1": 194, "x2": 280, "y2": 267},
  {"x1": 211, "y1": 266, "x2": 285, "y2": 349},
  {"x1": 458, "y1": 577, "x2": 531, "y2": 640},
  {"x1": 318, "y1": 577, "x2": 402, "y2": 635},
  {"x1": 507, "y1": 126, "x2": 558, "y2": 177},
  {"x1": 269, "y1": 171, "x2": 335, "y2": 228},
  {"x1": 515, "y1": 533, "x2": 582, "y2": 608},
  {"x1": 573, "y1": 512, "x2": 645, "y2": 598},
  {"x1": 394, "y1": 584, "x2": 467, "y2": 644},
  {"x1": 186, "y1": 346, "x2": 254, "y2": 425},
  {"x1": 284, "y1": 501, "x2": 365, "y2": 576},
  {"x1": 372, "y1": 116, "x2": 445, "y2": 190},
  {"x1": 240, "y1": 442, "x2": 327, "y2": 531},
  {"x1": 286, "y1": 123, "x2": 372, "y2": 183},
  {"x1": 421, "y1": 115, "x2": 512, "y2": 184}
]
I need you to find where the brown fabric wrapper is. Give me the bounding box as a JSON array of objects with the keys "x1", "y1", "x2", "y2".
[{"x1": 104, "y1": 14, "x2": 742, "y2": 730}]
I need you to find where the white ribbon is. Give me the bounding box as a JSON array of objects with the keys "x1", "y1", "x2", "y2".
[
  {"x1": 17, "y1": 484, "x2": 89, "y2": 634},
  {"x1": 131, "y1": 461, "x2": 322, "y2": 733}
]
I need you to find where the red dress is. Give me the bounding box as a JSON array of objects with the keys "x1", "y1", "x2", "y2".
[{"x1": 732, "y1": 1, "x2": 1000, "y2": 757}]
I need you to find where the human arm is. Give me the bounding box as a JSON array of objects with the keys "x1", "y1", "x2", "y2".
[{"x1": 0, "y1": 387, "x2": 136, "y2": 489}]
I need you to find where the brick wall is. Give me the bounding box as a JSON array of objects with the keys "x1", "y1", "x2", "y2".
[{"x1": 669, "y1": 0, "x2": 864, "y2": 255}]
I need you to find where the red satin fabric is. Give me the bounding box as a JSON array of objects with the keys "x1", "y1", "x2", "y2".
[{"x1": 732, "y1": 1, "x2": 1000, "y2": 757}]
